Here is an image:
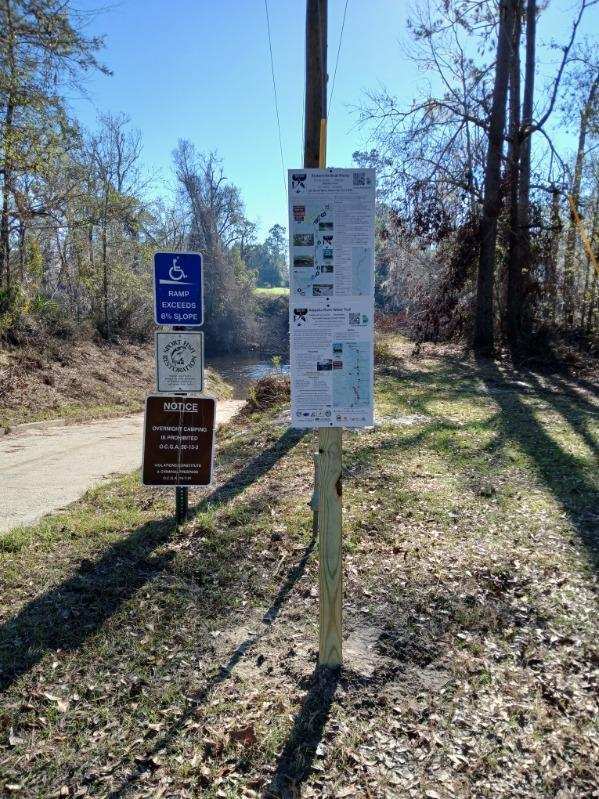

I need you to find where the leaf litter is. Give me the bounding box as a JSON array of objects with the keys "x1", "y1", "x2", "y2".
[{"x1": 0, "y1": 337, "x2": 597, "y2": 797}]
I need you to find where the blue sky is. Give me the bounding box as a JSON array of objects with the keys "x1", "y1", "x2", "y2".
[{"x1": 71, "y1": 0, "x2": 598, "y2": 240}]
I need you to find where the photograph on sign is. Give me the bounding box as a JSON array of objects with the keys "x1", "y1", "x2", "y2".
[
  {"x1": 142, "y1": 395, "x2": 215, "y2": 487},
  {"x1": 154, "y1": 251, "x2": 203, "y2": 326},
  {"x1": 288, "y1": 169, "x2": 375, "y2": 429},
  {"x1": 155, "y1": 331, "x2": 204, "y2": 394}
]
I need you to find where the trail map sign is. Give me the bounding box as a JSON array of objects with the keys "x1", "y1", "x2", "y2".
[
  {"x1": 155, "y1": 331, "x2": 204, "y2": 393},
  {"x1": 142, "y1": 395, "x2": 215, "y2": 486},
  {"x1": 154, "y1": 251, "x2": 203, "y2": 326},
  {"x1": 288, "y1": 168, "x2": 375, "y2": 428}
]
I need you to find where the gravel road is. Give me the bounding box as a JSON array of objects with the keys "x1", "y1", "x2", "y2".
[{"x1": 0, "y1": 400, "x2": 244, "y2": 533}]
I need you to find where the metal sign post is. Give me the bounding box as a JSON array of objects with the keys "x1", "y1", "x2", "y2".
[{"x1": 148, "y1": 252, "x2": 206, "y2": 526}]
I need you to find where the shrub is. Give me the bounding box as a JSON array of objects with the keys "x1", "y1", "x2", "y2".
[
  {"x1": 0, "y1": 286, "x2": 30, "y2": 340},
  {"x1": 244, "y1": 374, "x2": 290, "y2": 413}
]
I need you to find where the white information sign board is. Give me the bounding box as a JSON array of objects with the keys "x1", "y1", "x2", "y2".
[
  {"x1": 288, "y1": 168, "x2": 375, "y2": 428},
  {"x1": 155, "y1": 331, "x2": 204, "y2": 394}
]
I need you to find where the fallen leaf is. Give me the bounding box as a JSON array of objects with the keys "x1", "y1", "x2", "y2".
[
  {"x1": 230, "y1": 724, "x2": 257, "y2": 747},
  {"x1": 8, "y1": 728, "x2": 24, "y2": 747},
  {"x1": 146, "y1": 722, "x2": 163, "y2": 733}
]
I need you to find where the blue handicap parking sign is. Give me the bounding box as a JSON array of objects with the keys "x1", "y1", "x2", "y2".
[{"x1": 154, "y1": 252, "x2": 203, "y2": 326}]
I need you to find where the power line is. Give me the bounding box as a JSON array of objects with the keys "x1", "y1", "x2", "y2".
[
  {"x1": 264, "y1": 0, "x2": 287, "y2": 197},
  {"x1": 328, "y1": 0, "x2": 349, "y2": 114}
]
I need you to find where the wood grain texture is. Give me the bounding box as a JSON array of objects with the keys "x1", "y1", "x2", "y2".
[
  {"x1": 310, "y1": 449, "x2": 320, "y2": 534},
  {"x1": 318, "y1": 426, "x2": 343, "y2": 666}
]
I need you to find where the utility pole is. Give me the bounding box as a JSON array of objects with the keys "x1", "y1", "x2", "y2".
[{"x1": 304, "y1": 0, "x2": 343, "y2": 668}]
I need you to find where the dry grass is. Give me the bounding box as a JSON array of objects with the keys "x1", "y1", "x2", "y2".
[
  {"x1": 244, "y1": 374, "x2": 291, "y2": 414},
  {"x1": 0, "y1": 338, "x2": 231, "y2": 429},
  {"x1": 0, "y1": 335, "x2": 597, "y2": 798}
]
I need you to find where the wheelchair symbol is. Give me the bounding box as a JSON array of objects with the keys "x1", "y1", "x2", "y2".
[{"x1": 168, "y1": 257, "x2": 187, "y2": 282}]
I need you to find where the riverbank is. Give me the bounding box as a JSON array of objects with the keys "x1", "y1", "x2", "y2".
[
  {"x1": 0, "y1": 336, "x2": 596, "y2": 797},
  {"x1": 0, "y1": 337, "x2": 236, "y2": 430},
  {"x1": 0, "y1": 284, "x2": 291, "y2": 429},
  {"x1": 0, "y1": 297, "x2": 290, "y2": 428}
]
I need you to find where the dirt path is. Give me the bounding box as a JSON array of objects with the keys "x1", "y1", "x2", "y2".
[{"x1": 0, "y1": 400, "x2": 244, "y2": 533}]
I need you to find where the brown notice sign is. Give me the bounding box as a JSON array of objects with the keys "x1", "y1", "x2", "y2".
[{"x1": 142, "y1": 395, "x2": 215, "y2": 486}]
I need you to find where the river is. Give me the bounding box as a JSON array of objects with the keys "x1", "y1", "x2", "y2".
[{"x1": 206, "y1": 353, "x2": 290, "y2": 399}]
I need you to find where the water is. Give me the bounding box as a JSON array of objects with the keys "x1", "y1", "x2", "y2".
[{"x1": 206, "y1": 352, "x2": 289, "y2": 399}]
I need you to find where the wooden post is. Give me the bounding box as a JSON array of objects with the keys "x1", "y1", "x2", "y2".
[
  {"x1": 304, "y1": 0, "x2": 343, "y2": 668},
  {"x1": 310, "y1": 452, "x2": 320, "y2": 534},
  {"x1": 318, "y1": 427, "x2": 342, "y2": 665}
]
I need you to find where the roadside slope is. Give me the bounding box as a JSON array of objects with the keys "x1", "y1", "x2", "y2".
[{"x1": 0, "y1": 336, "x2": 231, "y2": 429}]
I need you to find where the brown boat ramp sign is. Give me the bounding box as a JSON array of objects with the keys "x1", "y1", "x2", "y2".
[{"x1": 142, "y1": 395, "x2": 215, "y2": 486}]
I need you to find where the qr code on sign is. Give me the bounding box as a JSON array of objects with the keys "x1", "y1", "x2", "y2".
[
  {"x1": 353, "y1": 172, "x2": 366, "y2": 186},
  {"x1": 349, "y1": 313, "x2": 360, "y2": 326}
]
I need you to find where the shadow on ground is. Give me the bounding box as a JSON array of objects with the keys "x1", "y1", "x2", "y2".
[
  {"x1": 264, "y1": 666, "x2": 340, "y2": 798},
  {"x1": 0, "y1": 427, "x2": 306, "y2": 693},
  {"x1": 107, "y1": 528, "x2": 317, "y2": 799},
  {"x1": 375, "y1": 347, "x2": 597, "y2": 569},
  {"x1": 476, "y1": 356, "x2": 598, "y2": 569}
]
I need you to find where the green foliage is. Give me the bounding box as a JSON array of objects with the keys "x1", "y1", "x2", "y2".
[
  {"x1": 0, "y1": 287, "x2": 28, "y2": 336},
  {"x1": 26, "y1": 239, "x2": 44, "y2": 280},
  {"x1": 246, "y1": 224, "x2": 288, "y2": 287},
  {"x1": 0, "y1": 290, "x2": 75, "y2": 340}
]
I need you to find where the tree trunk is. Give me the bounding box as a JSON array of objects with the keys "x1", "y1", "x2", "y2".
[
  {"x1": 504, "y1": 2, "x2": 522, "y2": 335},
  {"x1": 0, "y1": 98, "x2": 13, "y2": 292},
  {"x1": 586, "y1": 272, "x2": 597, "y2": 334},
  {"x1": 18, "y1": 217, "x2": 25, "y2": 282},
  {"x1": 506, "y1": 0, "x2": 536, "y2": 346},
  {"x1": 88, "y1": 224, "x2": 94, "y2": 269},
  {"x1": 516, "y1": 0, "x2": 536, "y2": 309},
  {"x1": 1, "y1": 0, "x2": 16, "y2": 292},
  {"x1": 581, "y1": 198, "x2": 598, "y2": 330},
  {"x1": 474, "y1": 0, "x2": 516, "y2": 355},
  {"x1": 546, "y1": 187, "x2": 561, "y2": 322},
  {"x1": 102, "y1": 221, "x2": 109, "y2": 336},
  {"x1": 563, "y1": 75, "x2": 598, "y2": 328}
]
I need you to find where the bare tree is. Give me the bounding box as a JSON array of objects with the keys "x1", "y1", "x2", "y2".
[
  {"x1": 563, "y1": 72, "x2": 599, "y2": 326},
  {"x1": 173, "y1": 141, "x2": 257, "y2": 352},
  {"x1": 87, "y1": 113, "x2": 144, "y2": 336},
  {"x1": 0, "y1": 0, "x2": 108, "y2": 290},
  {"x1": 474, "y1": 0, "x2": 516, "y2": 355}
]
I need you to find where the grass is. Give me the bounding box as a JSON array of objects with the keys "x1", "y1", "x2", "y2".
[
  {"x1": 2, "y1": 399, "x2": 145, "y2": 430},
  {"x1": 0, "y1": 367, "x2": 232, "y2": 430},
  {"x1": 0, "y1": 335, "x2": 597, "y2": 798}
]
